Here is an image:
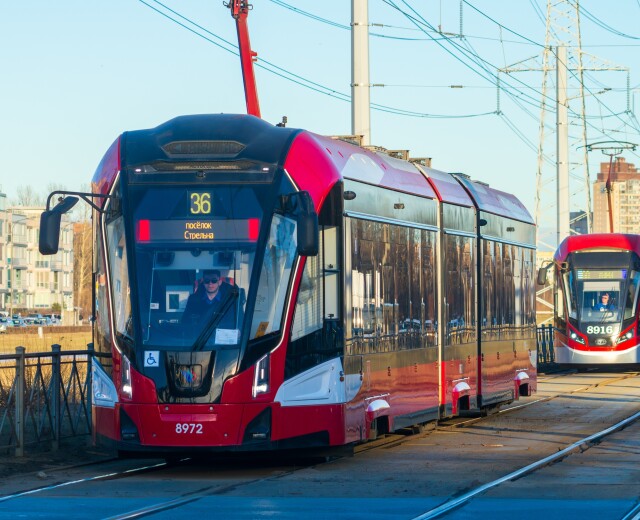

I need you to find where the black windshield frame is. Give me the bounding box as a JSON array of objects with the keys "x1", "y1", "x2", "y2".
[{"x1": 114, "y1": 170, "x2": 300, "y2": 358}]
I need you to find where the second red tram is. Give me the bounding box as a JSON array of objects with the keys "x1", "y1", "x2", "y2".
[
  {"x1": 549, "y1": 233, "x2": 640, "y2": 367},
  {"x1": 40, "y1": 114, "x2": 537, "y2": 455}
]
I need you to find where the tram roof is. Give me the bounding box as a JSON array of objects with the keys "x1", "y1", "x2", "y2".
[
  {"x1": 555, "y1": 233, "x2": 640, "y2": 261},
  {"x1": 453, "y1": 174, "x2": 534, "y2": 224},
  {"x1": 418, "y1": 167, "x2": 474, "y2": 207},
  {"x1": 314, "y1": 134, "x2": 438, "y2": 199}
]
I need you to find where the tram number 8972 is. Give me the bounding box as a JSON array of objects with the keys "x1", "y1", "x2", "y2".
[{"x1": 175, "y1": 423, "x2": 204, "y2": 434}]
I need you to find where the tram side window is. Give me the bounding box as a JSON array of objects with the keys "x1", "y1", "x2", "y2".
[
  {"x1": 407, "y1": 228, "x2": 422, "y2": 343},
  {"x1": 522, "y1": 250, "x2": 536, "y2": 330},
  {"x1": 288, "y1": 224, "x2": 344, "y2": 378},
  {"x1": 355, "y1": 238, "x2": 376, "y2": 337},
  {"x1": 380, "y1": 224, "x2": 396, "y2": 348},
  {"x1": 349, "y1": 219, "x2": 435, "y2": 352},
  {"x1": 481, "y1": 240, "x2": 495, "y2": 338},
  {"x1": 421, "y1": 229, "x2": 438, "y2": 347},
  {"x1": 394, "y1": 226, "x2": 410, "y2": 345},
  {"x1": 291, "y1": 247, "x2": 322, "y2": 341},
  {"x1": 323, "y1": 225, "x2": 340, "y2": 320},
  {"x1": 444, "y1": 234, "x2": 476, "y2": 346},
  {"x1": 106, "y1": 215, "x2": 133, "y2": 339},
  {"x1": 502, "y1": 244, "x2": 515, "y2": 328}
]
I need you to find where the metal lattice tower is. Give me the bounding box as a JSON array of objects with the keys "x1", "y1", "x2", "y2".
[
  {"x1": 498, "y1": 1, "x2": 628, "y2": 323},
  {"x1": 535, "y1": 0, "x2": 591, "y2": 251},
  {"x1": 501, "y1": 1, "x2": 626, "y2": 252}
]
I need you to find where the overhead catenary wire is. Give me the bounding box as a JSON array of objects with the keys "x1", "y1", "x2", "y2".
[
  {"x1": 139, "y1": 0, "x2": 496, "y2": 119},
  {"x1": 139, "y1": 0, "x2": 637, "y2": 157},
  {"x1": 388, "y1": 0, "x2": 639, "y2": 158}
]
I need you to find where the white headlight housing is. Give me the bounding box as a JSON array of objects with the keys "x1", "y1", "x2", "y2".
[{"x1": 252, "y1": 353, "x2": 270, "y2": 398}]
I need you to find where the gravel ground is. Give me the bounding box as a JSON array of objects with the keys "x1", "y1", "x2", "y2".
[{"x1": 0, "y1": 437, "x2": 114, "y2": 480}]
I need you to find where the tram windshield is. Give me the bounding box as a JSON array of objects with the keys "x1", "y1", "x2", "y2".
[
  {"x1": 563, "y1": 266, "x2": 640, "y2": 325},
  {"x1": 106, "y1": 184, "x2": 299, "y2": 351}
]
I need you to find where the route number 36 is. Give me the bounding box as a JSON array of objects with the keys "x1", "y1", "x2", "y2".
[
  {"x1": 586, "y1": 325, "x2": 613, "y2": 335},
  {"x1": 190, "y1": 192, "x2": 211, "y2": 215},
  {"x1": 175, "y1": 423, "x2": 203, "y2": 434}
]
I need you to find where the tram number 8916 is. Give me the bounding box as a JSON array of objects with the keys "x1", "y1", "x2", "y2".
[{"x1": 586, "y1": 325, "x2": 614, "y2": 335}]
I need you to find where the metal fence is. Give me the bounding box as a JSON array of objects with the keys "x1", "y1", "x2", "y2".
[
  {"x1": 536, "y1": 323, "x2": 556, "y2": 369},
  {"x1": 0, "y1": 329, "x2": 556, "y2": 457},
  {"x1": 0, "y1": 343, "x2": 110, "y2": 457}
]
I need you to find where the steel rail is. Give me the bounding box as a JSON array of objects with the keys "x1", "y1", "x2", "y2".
[
  {"x1": 0, "y1": 461, "x2": 167, "y2": 504},
  {"x1": 436, "y1": 370, "x2": 640, "y2": 430},
  {"x1": 621, "y1": 500, "x2": 640, "y2": 520},
  {"x1": 413, "y1": 404, "x2": 640, "y2": 519}
]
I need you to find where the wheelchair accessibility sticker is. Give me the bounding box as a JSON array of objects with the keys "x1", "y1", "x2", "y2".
[{"x1": 144, "y1": 351, "x2": 160, "y2": 367}]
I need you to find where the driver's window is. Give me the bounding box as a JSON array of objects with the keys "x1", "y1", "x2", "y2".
[
  {"x1": 106, "y1": 216, "x2": 133, "y2": 339},
  {"x1": 556, "y1": 280, "x2": 565, "y2": 321},
  {"x1": 251, "y1": 214, "x2": 297, "y2": 338},
  {"x1": 563, "y1": 272, "x2": 576, "y2": 319}
]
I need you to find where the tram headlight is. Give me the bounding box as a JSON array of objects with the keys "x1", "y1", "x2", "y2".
[
  {"x1": 570, "y1": 331, "x2": 585, "y2": 345},
  {"x1": 616, "y1": 329, "x2": 635, "y2": 345},
  {"x1": 252, "y1": 353, "x2": 270, "y2": 398},
  {"x1": 121, "y1": 355, "x2": 133, "y2": 399}
]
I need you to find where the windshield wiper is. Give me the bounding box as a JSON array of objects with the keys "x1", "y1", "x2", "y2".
[{"x1": 191, "y1": 286, "x2": 240, "y2": 351}]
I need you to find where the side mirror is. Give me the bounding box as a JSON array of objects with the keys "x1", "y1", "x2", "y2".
[
  {"x1": 297, "y1": 211, "x2": 319, "y2": 256},
  {"x1": 537, "y1": 266, "x2": 548, "y2": 286},
  {"x1": 39, "y1": 196, "x2": 79, "y2": 255},
  {"x1": 281, "y1": 191, "x2": 319, "y2": 256}
]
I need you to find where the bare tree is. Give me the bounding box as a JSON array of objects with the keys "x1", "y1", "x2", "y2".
[
  {"x1": 73, "y1": 222, "x2": 93, "y2": 319},
  {"x1": 13, "y1": 185, "x2": 43, "y2": 206},
  {"x1": 43, "y1": 182, "x2": 68, "y2": 208},
  {"x1": 72, "y1": 183, "x2": 93, "y2": 320}
]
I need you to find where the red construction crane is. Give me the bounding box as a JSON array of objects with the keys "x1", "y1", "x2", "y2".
[{"x1": 227, "y1": 0, "x2": 261, "y2": 118}]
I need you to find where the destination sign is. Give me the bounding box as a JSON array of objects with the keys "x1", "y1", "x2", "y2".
[
  {"x1": 577, "y1": 269, "x2": 627, "y2": 280},
  {"x1": 137, "y1": 218, "x2": 260, "y2": 243}
]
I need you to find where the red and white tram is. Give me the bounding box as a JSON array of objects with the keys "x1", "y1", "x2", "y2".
[
  {"x1": 39, "y1": 114, "x2": 536, "y2": 456},
  {"x1": 548, "y1": 233, "x2": 640, "y2": 367}
]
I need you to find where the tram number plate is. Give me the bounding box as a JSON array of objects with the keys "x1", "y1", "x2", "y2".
[
  {"x1": 586, "y1": 325, "x2": 613, "y2": 335},
  {"x1": 175, "y1": 423, "x2": 203, "y2": 434}
]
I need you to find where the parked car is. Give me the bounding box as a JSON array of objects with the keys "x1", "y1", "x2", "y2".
[
  {"x1": 0, "y1": 317, "x2": 7, "y2": 333},
  {"x1": 44, "y1": 314, "x2": 61, "y2": 324}
]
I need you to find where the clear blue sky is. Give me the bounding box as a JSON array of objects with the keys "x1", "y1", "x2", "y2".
[{"x1": 1, "y1": 1, "x2": 639, "y2": 218}]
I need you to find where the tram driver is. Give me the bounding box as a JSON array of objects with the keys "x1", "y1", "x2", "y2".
[
  {"x1": 593, "y1": 292, "x2": 613, "y2": 312},
  {"x1": 182, "y1": 269, "x2": 242, "y2": 330}
]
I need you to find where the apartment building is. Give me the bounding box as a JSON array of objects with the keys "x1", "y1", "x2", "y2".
[
  {"x1": 593, "y1": 157, "x2": 640, "y2": 233},
  {"x1": 0, "y1": 192, "x2": 74, "y2": 314}
]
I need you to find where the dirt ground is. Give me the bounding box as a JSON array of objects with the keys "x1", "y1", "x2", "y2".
[{"x1": 0, "y1": 436, "x2": 114, "y2": 480}]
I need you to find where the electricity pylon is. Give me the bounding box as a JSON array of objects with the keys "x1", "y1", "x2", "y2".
[{"x1": 500, "y1": 0, "x2": 627, "y2": 252}]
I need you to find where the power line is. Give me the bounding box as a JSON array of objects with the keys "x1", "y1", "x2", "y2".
[
  {"x1": 572, "y1": 1, "x2": 640, "y2": 40},
  {"x1": 139, "y1": 0, "x2": 494, "y2": 119},
  {"x1": 269, "y1": 0, "x2": 541, "y2": 45}
]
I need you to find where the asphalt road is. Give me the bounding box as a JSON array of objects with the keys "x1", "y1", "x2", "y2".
[{"x1": 1, "y1": 370, "x2": 639, "y2": 520}]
